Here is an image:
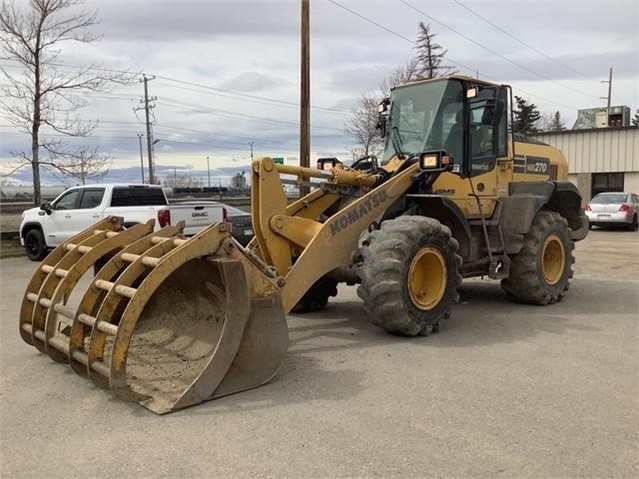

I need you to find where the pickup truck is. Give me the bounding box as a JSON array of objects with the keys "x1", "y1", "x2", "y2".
[{"x1": 20, "y1": 184, "x2": 226, "y2": 261}]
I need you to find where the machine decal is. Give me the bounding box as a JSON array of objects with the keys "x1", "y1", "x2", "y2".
[
  {"x1": 513, "y1": 155, "x2": 549, "y2": 175},
  {"x1": 329, "y1": 190, "x2": 389, "y2": 236}
]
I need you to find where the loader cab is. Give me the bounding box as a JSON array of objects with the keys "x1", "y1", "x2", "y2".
[{"x1": 379, "y1": 77, "x2": 508, "y2": 179}]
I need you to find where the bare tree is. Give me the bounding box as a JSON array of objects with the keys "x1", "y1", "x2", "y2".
[
  {"x1": 378, "y1": 58, "x2": 420, "y2": 94},
  {"x1": 345, "y1": 90, "x2": 385, "y2": 158},
  {"x1": 0, "y1": 0, "x2": 133, "y2": 205},
  {"x1": 48, "y1": 145, "x2": 111, "y2": 184},
  {"x1": 163, "y1": 172, "x2": 202, "y2": 189}
]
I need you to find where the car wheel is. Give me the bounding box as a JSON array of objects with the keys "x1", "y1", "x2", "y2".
[
  {"x1": 628, "y1": 214, "x2": 638, "y2": 231},
  {"x1": 24, "y1": 229, "x2": 48, "y2": 261}
]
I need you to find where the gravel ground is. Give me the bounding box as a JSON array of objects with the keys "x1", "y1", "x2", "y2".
[{"x1": 0, "y1": 230, "x2": 637, "y2": 478}]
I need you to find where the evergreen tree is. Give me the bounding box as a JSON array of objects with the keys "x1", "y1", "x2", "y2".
[
  {"x1": 549, "y1": 111, "x2": 566, "y2": 131},
  {"x1": 632, "y1": 109, "x2": 639, "y2": 127},
  {"x1": 513, "y1": 96, "x2": 541, "y2": 134},
  {"x1": 414, "y1": 22, "x2": 454, "y2": 80}
]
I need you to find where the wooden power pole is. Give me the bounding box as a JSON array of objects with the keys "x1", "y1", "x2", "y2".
[
  {"x1": 300, "y1": 0, "x2": 310, "y2": 196},
  {"x1": 136, "y1": 74, "x2": 157, "y2": 183}
]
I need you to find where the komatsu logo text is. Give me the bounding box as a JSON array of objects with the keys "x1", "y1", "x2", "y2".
[{"x1": 329, "y1": 190, "x2": 389, "y2": 236}]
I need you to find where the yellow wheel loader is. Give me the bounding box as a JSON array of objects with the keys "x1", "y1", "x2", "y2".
[{"x1": 19, "y1": 76, "x2": 589, "y2": 414}]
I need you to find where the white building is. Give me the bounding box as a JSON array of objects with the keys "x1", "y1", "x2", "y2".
[{"x1": 532, "y1": 126, "x2": 639, "y2": 201}]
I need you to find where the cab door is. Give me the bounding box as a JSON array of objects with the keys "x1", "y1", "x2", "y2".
[
  {"x1": 45, "y1": 189, "x2": 81, "y2": 246},
  {"x1": 72, "y1": 188, "x2": 106, "y2": 231}
]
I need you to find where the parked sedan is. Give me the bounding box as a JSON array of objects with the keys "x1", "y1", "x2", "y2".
[
  {"x1": 224, "y1": 205, "x2": 254, "y2": 246},
  {"x1": 586, "y1": 192, "x2": 639, "y2": 230}
]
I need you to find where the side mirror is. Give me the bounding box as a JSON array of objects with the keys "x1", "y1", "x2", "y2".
[
  {"x1": 40, "y1": 202, "x2": 52, "y2": 215},
  {"x1": 377, "y1": 98, "x2": 390, "y2": 138},
  {"x1": 481, "y1": 99, "x2": 505, "y2": 127}
]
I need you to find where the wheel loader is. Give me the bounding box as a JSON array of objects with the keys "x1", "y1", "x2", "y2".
[{"x1": 18, "y1": 75, "x2": 589, "y2": 414}]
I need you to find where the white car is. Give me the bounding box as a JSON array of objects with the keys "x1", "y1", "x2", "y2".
[
  {"x1": 586, "y1": 192, "x2": 639, "y2": 231},
  {"x1": 20, "y1": 184, "x2": 226, "y2": 261}
]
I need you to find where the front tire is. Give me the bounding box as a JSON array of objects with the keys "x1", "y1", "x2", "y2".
[
  {"x1": 24, "y1": 229, "x2": 48, "y2": 261},
  {"x1": 501, "y1": 211, "x2": 574, "y2": 305},
  {"x1": 356, "y1": 216, "x2": 461, "y2": 336}
]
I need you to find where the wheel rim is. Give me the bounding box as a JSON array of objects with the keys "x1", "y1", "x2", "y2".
[
  {"x1": 541, "y1": 234, "x2": 565, "y2": 285},
  {"x1": 408, "y1": 246, "x2": 447, "y2": 310}
]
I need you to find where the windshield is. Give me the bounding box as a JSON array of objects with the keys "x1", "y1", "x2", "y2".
[
  {"x1": 381, "y1": 80, "x2": 464, "y2": 164},
  {"x1": 591, "y1": 193, "x2": 627, "y2": 204}
]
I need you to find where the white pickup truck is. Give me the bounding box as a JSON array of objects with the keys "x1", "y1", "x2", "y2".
[{"x1": 20, "y1": 184, "x2": 226, "y2": 261}]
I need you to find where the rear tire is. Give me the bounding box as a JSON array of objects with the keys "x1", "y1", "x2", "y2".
[
  {"x1": 291, "y1": 277, "x2": 338, "y2": 313},
  {"x1": 24, "y1": 229, "x2": 48, "y2": 261},
  {"x1": 501, "y1": 211, "x2": 574, "y2": 305},
  {"x1": 356, "y1": 216, "x2": 461, "y2": 336},
  {"x1": 628, "y1": 214, "x2": 638, "y2": 231}
]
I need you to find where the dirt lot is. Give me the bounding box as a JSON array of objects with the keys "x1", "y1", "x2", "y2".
[{"x1": 0, "y1": 230, "x2": 637, "y2": 478}]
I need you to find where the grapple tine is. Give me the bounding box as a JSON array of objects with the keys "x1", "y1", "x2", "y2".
[
  {"x1": 68, "y1": 222, "x2": 186, "y2": 379},
  {"x1": 40, "y1": 221, "x2": 156, "y2": 363},
  {"x1": 85, "y1": 225, "x2": 187, "y2": 389},
  {"x1": 19, "y1": 216, "x2": 124, "y2": 347}
]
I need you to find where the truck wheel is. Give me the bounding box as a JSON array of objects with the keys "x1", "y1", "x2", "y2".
[
  {"x1": 356, "y1": 216, "x2": 462, "y2": 336},
  {"x1": 24, "y1": 229, "x2": 48, "y2": 261},
  {"x1": 501, "y1": 211, "x2": 574, "y2": 305},
  {"x1": 291, "y1": 277, "x2": 338, "y2": 313}
]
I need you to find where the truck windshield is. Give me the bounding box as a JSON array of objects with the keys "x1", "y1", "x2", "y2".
[
  {"x1": 381, "y1": 80, "x2": 464, "y2": 165},
  {"x1": 111, "y1": 187, "x2": 167, "y2": 207}
]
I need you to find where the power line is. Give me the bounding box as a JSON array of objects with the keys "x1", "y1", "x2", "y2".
[
  {"x1": 449, "y1": 0, "x2": 602, "y2": 84},
  {"x1": 153, "y1": 80, "x2": 347, "y2": 116},
  {"x1": 328, "y1": 0, "x2": 579, "y2": 110},
  {"x1": 400, "y1": 0, "x2": 597, "y2": 99},
  {"x1": 154, "y1": 74, "x2": 348, "y2": 114},
  {"x1": 0, "y1": 57, "x2": 349, "y2": 114},
  {"x1": 156, "y1": 98, "x2": 345, "y2": 132}
]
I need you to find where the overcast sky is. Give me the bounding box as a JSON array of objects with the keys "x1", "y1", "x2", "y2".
[{"x1": 1, "y1": 0, "x2": 637, "y2": 186}]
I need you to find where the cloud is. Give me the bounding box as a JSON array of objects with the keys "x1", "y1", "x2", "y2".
[{"x1": 217, "y1": 72, "x2": 290, "y2": 92}]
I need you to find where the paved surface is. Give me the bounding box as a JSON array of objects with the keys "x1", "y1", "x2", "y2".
[{"x1": 0, "y1": 230, "x2": 637, "y2": 478}]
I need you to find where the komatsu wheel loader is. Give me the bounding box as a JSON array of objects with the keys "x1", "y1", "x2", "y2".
[{"x1": 19, "y1": 76, "x2": 589, "y2": 414}]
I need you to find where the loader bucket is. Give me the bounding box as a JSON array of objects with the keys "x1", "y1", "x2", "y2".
[{"x1": 20, "y1": 216, "x2": 289, "y2": 414}]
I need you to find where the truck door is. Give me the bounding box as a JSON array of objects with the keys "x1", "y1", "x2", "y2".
[
  {"x1": 72, "y1": 188, "x2": 106, "y2": 231},
  {"x1": 46, "y1": 189, "x2": 81, "y2": 246}
]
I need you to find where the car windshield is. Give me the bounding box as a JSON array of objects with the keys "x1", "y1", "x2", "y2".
[
  {"x1": 591, "y1": 194, "x2": 627, "y2": 204},
  {"x1": 381, "y1": 79, "x2": 463, "y2": 165}
]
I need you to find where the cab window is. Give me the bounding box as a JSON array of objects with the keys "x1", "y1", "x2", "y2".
[
  {"x1": 79, "y1": 189, "x2": 105, "y2": 209},
  {"x1": 53, "y1": 190, "x2": 80, "y2": 210}
]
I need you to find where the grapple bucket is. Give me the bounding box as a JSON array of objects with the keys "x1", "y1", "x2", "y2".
[{"x1": 19, "y1": 216, "x2": 288, "y2": 414}]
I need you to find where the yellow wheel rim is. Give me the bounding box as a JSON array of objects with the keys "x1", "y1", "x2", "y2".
[
  {"x1": 408, "y1": 246, "x2": 447, "y2": 310},
  {"x1": 541, "y1": 234, "x2": 565, "y2": 285}
]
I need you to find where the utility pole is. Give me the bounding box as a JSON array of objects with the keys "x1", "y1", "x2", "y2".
[
  {"x1": 248, "y1": 141, "x2": 254, "y2": 161},
  {"x1": 601, "y1": 67, "x2": 613, "y2": 127},
  {"x1": 136, "y1": 74, "x2": 157, "y2": 182},
  {"x1": 207, "y1": 156, "x2": 211, "y2": 188},
  {"x1": 299, "y1": 0, "x2": 310, "y2": 197},
  {"x1": 137, "y1": 133, "x2": 145, "y2": 183}
]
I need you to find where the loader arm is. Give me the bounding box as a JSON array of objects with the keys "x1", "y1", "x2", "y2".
[{"x1": 249, "y1": 157, "x2": 420, "y2": 312}]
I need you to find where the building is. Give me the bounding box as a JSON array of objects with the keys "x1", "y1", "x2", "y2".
[
  {"x1": 573, "y1": 105, "x2": 631, "y2": 129},
  {"x1": 532, "y1": 126, "x2": 638, "y2": 201}
]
